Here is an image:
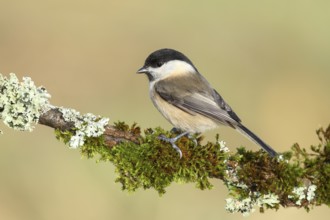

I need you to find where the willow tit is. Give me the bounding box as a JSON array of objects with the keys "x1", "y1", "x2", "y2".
[{"x1": 137, "y1": 48, "x2": 277, "y2": 158}]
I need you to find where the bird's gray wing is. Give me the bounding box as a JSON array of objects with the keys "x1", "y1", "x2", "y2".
[
  {"x1": 154, "y1": 73, "x2": 240, "y2": 126},
  {"x1": 212, "y1": 89, "x2": 241, "y2": 123}
]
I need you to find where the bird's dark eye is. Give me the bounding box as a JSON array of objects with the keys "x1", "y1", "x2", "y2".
[{"x1": 156, "y1": 61, "x2": 163, "y2": 67}]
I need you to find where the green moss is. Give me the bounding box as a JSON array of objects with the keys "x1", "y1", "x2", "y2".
[
  {"x1": 54, "y1": 122, "x2": 330, "y2": 212},
  {"x1": 55, "y1": 128, "x2": 74, "y2": 144},
  {"x1": 113, "y1": 121, "x2": 130, "y2": 131},
  {"x1": 304, "y1": 126, "x2": 330, "y2": 206},
  {"x1": 77, "y1": 126, "x2": 228, "y2": 194}
]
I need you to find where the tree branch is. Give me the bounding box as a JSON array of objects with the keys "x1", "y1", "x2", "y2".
[
  {"x1": 1, "y1": 73, "x2": 329, "y2": 216},
  {"x1": 39, "y1": 108, "x2": 141, "y2": 147}
]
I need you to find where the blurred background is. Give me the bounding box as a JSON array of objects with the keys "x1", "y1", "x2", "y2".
[{"x1": 0, "y1": 0, "x2": 329, "y2": 219}]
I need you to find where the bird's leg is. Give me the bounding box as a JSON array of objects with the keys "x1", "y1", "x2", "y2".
[
  {"x1": 170, "y1": 127, "x2": 197, "y2": 145},
  {"x1": 173, "y1": 127, "x2": 198, "y2": 146},
  {"x1": 158, "y1": 131, "x2": 190, "y2": 158},
  {"x1": 170, "y1": 127, "x2": 182, "y2": 134}
]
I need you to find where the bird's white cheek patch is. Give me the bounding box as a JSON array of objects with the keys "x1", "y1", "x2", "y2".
[
  {"x1": 149, "y1": 60, "x2": 196, "y2": 81},
  {"x1": 163, "y1": 60, "x2": 196, "y2": 77}
]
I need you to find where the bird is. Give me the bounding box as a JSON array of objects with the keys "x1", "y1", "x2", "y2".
[{"x1": 137, "y1": 48, "x2": 277, "y2": 158}]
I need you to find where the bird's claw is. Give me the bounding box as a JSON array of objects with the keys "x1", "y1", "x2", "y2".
[
  {"x1": 187, "y1": 133, "x2": 198, "y2": 146},
  {"x1": 158, "y1": 134, "x2": 184, "y2": 158}
]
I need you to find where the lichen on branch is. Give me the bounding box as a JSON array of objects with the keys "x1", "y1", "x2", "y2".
[
  {"x1": 1, "y1": 73, "x2": 329, "y2": 216},
  {"x1": 55, "y1": 121, "x2": 330, "y2": 215},
  {"x1": 0, "y1": 73, "x2": 50, "y2": 132}
]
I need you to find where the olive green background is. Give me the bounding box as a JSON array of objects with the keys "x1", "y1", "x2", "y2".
[{"x1": 0, "y1": 1, "x2": 329, "y2": 219}]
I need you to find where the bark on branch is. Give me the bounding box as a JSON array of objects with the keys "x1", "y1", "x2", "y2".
[
  {"x1": 1, "y1": 73, "x2": 329, "y2": 215},
  {"x1": 39, "y1": 108, "x2": 141, "y2": 147}
]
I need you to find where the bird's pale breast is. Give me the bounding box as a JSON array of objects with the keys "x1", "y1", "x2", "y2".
[{"x1": 149, "y1": 83, "x2": 219, "y2": 133}]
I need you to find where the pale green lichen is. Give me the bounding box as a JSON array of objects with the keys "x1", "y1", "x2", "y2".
[
  {"x1": 225, "y1": 193, "x2": 279, "y2": 216},
  {"x1": 0, "y1": 73, "x2": 50, "y2": 132},
  {"x1": 277, "y1": 154, "x2": 289, "y2": 163},
  {"x1": 290, "y1": 186, "x2": 307, "y2": 205},
  {"x1": 225, "y1": 197, "x2": 255, "y2": 216},
  {"x1": 1, "y1": 73, "x2": 329, "y2": 215},
  {"x1": 256, "y1": 193, "x2": 280, "y2": 207},
  {"x1": 307, "y1": 185, "x2": 317, "y2": 202},
  {"x1": 289, "y1": 185, "x2": 317, "y2": 205},
  {"x1": 219, "y1": 140, "x2": 230, "y2": 153},
  {"x1": 58, "y1": 107, "x2": 109, "y2": 148},
  {"x1": 224, "y1": 152, "x2": 280, "y2": 216}
]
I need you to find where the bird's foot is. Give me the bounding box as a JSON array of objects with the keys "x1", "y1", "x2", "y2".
[
  {"x1": 158, "y1": 131, "x2": 190, "y2": 158},
  {"x1": 170, "y1": 128, "x2": 197, "y2": 145},
  {"x1": 170, "y1": 127, "x2": 182, "y2": 134},
  {"x1": 187, "y1": 133, "x2": 199, "y2": 146}
]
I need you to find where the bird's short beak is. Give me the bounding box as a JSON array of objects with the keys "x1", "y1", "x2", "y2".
[{"x1": 137, "y1": 66, "x2": 148, "y2": 74}]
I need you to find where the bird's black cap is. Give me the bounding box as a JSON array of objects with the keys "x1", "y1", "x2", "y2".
[{"x1": 141, "y1": 48, "x2": 195, "y2": 69}]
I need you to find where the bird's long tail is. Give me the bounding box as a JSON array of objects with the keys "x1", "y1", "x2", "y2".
[{"x1": 236, "y1": 124, "x2": 277, "y2": 157}]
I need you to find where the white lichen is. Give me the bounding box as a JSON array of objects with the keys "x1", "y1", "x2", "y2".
[
  {"x1": 0, "y1": 73, "x2": 51, "y2": 132},
  {"x1": 219, "y1": 140, "x2": 230, "y2": 153},
  {"x1": 276, "y1": 154, "x2": 289, "y2": 163},
  {"x1": 58, "y1": 107, "x2": 109, "y2": 149},
  {"x1": 291, "y1": 186, "x2": 306, "y2": 205},
  {"x1": 225, "y1": 193, "x2": 279, "y2": 216},
  {"x1": 256, "y1": 193, "x2": 279, "y2": 207},
  {"x1": 288, "y1": 185, "x2": 317, "y2": 205},
  {"x1": 225, "y1": 197, "x2": 255, "y2": 216},
  {"x1": 306, "y1": 185, "x2": 317, "y2": 202},
  {"x1": 69, "y1": 130, "x2": 85, "y2": 148},
  {"x1": 225, "y1": 165, "x2": 240, "y2": 183},
  {"x1": 224, "y1": 158, "x2": 246, "y2": 189}
]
